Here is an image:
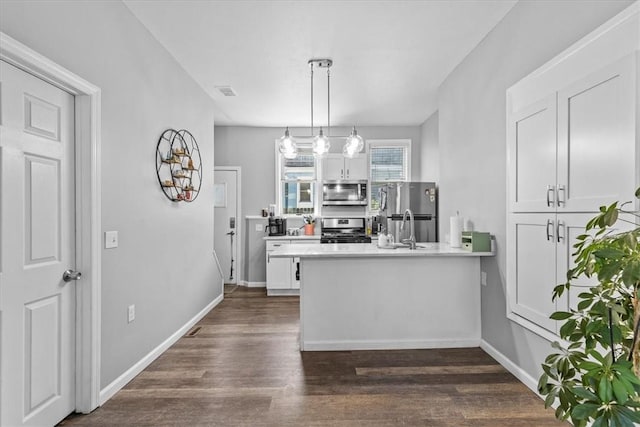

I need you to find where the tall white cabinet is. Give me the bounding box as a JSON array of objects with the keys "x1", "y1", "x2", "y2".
[{"x1": 506, "y1": 5, "x2": 639, "y2": 339}]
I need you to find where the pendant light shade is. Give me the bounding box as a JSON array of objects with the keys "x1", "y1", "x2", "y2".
[
  {"x1": 278, "y1": 127, "x2": 297, "y2": 159},
  {"x1": 343, "y1": 127, "x2": 364, "y2": 158},
  {"x1": 312, "y1": 128, "x2": 330, "y2": 158}
]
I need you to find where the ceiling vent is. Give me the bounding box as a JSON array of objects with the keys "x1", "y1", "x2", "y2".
[{"x1": 216, "y1": 86, "x2": 237, "y2": 97}]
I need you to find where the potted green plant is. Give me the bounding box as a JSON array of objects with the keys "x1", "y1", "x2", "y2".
[
  {"x1": 303, "y1": 215, "x2": 315, "y2": 236},
  {"x1": 538, "y1": 189, "x2": 640, "y2": 426}
]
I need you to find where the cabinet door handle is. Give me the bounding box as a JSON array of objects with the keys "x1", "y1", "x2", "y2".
[
  {"x1": 546, "y1": 219, "x2": 554, "y2": 241},
  {"x1": 557, "y1": 185, "x2": 566, "y2": 207},
  {"x1": 546, "y1": 185, "x2": 555, "y2": 207},
  {"x1": 346, "y1": 168, "x2": 350, "y2": 177},
  {"x1": 296, "y1": 262, "x2": 300, "y2": 280},
  {"x1": 556, "y1": 220, "x2": 564, "y2": 243},
  {"x1": 341, "y1": 169, "x2": 344, "y2": 178}
]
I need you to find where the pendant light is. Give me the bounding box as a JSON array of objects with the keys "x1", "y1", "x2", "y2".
[
  {"x1": 278, "y1": 127, "x2": 297, "y2": 159},
  {"x1": 343, "y1": 126, "x2": 364, "y2": 158},
  {"x1": 279, "y1": 59, "x2": 363, "y2": 158},
  {"x1": 313, "y1": 128, "x2": 330, "y2": 158}
]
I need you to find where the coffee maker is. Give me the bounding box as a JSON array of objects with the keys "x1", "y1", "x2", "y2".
[{"x1": 268, "y1": 217, "x2": 286, "y2": 236}]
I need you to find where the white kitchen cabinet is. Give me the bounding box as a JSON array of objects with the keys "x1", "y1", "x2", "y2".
[
  {"x1": 506, "y1": 213, "x2": 592, "y2": 338},
  {"x1": 266, "y1": 239, "x2": 313, "y2": 295},
  {"x1": 557, "y1": 56, "x2": 636, "y2": 212},
  {"x1": 508, "y1": 55, "x2": 636, "y2": 213},
  {"x1": 322, "y1": 154, "x2": 367, "y2": 180},
  {"x1": 507, "y1": 212, "x2": 633, "y2": 339}
]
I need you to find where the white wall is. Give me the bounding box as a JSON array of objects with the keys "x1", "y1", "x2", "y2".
[
  {"x1": 419, "y1": 111, "x2": 439, "y2": 183},
  {"x1": 437, "y1": 0, "x2": 634, "y2": 384},
  {"x1": 0, "y1": 0, "x2": 222, "y2": 388}
]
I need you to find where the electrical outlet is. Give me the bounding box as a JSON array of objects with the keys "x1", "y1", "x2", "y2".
[
  {"x1": 255, "y1": 224, "x2": 264, "y2": 232},
  {"x1": 481, "y1": 271, "x2": 487, "y2": 286},
  {"x1": 127, "y1": 304, "x2": 135, "y2": 323},
  {"x1": 105, "y1": 231, "x2": 118, "y2": 249}
]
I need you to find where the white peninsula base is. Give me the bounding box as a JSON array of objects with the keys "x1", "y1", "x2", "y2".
[
  {"x1": 300, "y1": 255, "x2": 481, "y2": 351},
  {"x1": 270, "y1": 243, "x2": 492, "y2": 351}
]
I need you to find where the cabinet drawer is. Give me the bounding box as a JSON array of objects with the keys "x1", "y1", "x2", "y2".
[{"x1": 266, "y1": 240, "x2": 289, "y2": 251}]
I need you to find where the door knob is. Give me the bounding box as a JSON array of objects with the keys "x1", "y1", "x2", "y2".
[{"x1": 63, "y1": 269, "x2": 82, "y2": 282}]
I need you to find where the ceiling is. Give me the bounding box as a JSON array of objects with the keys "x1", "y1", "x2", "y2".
[{"x1": 124, "y1": 0, "x2": 517, "y2": 127}]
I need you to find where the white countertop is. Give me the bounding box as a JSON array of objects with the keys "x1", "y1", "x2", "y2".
[
  {"x1": 264, "y1": 235, "x2": 321, "y2": 241},
  {"x1": 269, "y1": 242, "x2": 494, "y2": 258}
]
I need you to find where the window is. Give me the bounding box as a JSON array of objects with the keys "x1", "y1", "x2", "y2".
[
  {"x1": 276, "y1": 143, "x2": 317, "y2": 215},
  {"x1": 367, "y1": 140, "x2": 411, "y2": 211}
]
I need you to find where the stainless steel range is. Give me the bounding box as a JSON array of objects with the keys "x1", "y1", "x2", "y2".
[{"x1": 320, "y1": 218, "x2": 372, "y2": 244}]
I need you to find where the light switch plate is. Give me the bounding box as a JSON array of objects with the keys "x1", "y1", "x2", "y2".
[
  {"x1": 255, "y1": 224, "x2": 264, "y2": 232},
  {"x1": 105, "y1": 231, "x2": 118, "y2": 249}
]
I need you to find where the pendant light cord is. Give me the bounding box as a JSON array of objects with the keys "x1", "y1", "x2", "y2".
[
  {"x1": 327, "y1": 66, "x2": 330, "y2": 137},
  {"x1": 310, "y1": 62, "x2": 314, "y2": 136}
]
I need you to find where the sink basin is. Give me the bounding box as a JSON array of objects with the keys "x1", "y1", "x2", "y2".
[{"x1": 378, "y1": 242, "x2": 410, "y2": 249}]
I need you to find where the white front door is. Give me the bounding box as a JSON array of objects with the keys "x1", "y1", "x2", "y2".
[
  {"x1": 214, "y1": 168, "x2": 239, "y2": 284},
  {"x1": 0, "y1": 60, "x2": 77, "y2": 426}
]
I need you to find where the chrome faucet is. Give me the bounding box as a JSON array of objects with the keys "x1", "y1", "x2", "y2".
[{"x1": 401, "y1": 208, "x2": 416, "y2": 249}]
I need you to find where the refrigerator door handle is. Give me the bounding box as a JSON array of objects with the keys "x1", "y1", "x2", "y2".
[{"x1": 379, "y1": 187, "x2": 387, "y2": 211}]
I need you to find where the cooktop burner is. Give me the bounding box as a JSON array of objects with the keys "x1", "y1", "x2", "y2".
[
  {"x1": 320, "y1": 233, "x2": 372, "y2": 244},
  {"x1": 320, "y1": 217, "x2": 372, "y2": 243}
]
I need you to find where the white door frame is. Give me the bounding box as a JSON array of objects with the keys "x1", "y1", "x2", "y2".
[
  {"x1": 0, "y1": 33, "x2": 102, "y2": 413},
  {"x1": 214, "y1": 166, "x2": 242, "y2": 284}
]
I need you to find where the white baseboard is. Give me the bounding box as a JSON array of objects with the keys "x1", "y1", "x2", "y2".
[
  {"x1": 267, "y1": 288, "x2": 299, "y2": 296},
  {"x1": 99, "y1": 293, "x2": 224, "y2": 405},
  {"x1": 302, "y1": 338, "x2": 480, "y2": 351},
  {"x1": 480, "y1": 339, "x2": 540, "y2": 395},
  {"x1": 240, "y1": 281, "x2": 266, "y2": 288}
]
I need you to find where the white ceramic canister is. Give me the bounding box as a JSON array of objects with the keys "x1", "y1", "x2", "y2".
[{"x1": 378, "y1": 234, "x2": 388, "y2": 247}]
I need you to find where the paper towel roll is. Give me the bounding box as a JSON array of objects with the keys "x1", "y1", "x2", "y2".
[{"x1": 449, "y1": 216, "x2": 463, "y2": 247}]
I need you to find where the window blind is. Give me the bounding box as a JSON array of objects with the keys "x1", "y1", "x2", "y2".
[{"x1": 370, "y1": 147, "x2": 406, "y2": 181}]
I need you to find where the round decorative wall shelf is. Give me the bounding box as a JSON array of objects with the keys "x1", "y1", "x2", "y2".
[{"x1": 155, "y1": 129, "x2": 202, "y2": 202}]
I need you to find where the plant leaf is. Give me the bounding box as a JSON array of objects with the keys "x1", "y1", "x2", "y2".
[
  {"x1": 572, "y1": 402, "x2": 600, "y2": 420},
  {"x1": 612, "y1": 378, "x2": 629, "y2": 404},
  {"x1": 551, "y1": 311, "x2": 573, "y2": 320},
  {"x1": 572, "y1": 387, "x2": 599, "y2": 401}
]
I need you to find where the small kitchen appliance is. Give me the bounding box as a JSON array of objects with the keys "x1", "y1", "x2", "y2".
[
  {"x1": 320, "y1": 217, "x2": 372, "y2": 243},
  {"x1": 268, "y1": 217, "x2": 286, "y2": 236},
  {"x1": 322, "y1": 180, "x2": 368, "y2": 206},
  {"x1": 461, "y1": 231, "x2": 491, "y2": 252}
]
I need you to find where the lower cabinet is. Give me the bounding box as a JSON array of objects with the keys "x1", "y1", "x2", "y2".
[
  {"x1": 507, "y1": 212, "x2": 635, "y2": 339},
  {"x1": 266, "y1": 240, "x2": 310, "y2": 296},
  {"x1": 506, "y1": 213, "x2": 597, "y2": 338}
]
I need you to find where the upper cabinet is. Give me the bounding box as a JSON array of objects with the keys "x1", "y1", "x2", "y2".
[
  {"x1": 556, "y1": 56, "x2": 636, "y2": 212},
  {"x1": 508, "y1": 94, "x2": 557, "y2": 212},
  {"x1": 322, "y1": 154, "x2": 367, "y2": 181},
  {"x1": 508, "y1": 55, "x2": 637, "y2": 213}
]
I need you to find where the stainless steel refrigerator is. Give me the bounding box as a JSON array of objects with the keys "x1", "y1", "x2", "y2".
[{"x1": 379, "y1": 182, "x2": 438, "y2": 243}]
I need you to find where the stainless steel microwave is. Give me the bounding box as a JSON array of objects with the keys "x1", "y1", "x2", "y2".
[{"x1": 322, "y1": 180, "x2": 368, "y2": 206}]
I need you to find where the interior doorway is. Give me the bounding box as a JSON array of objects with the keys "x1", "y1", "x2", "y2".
[
  {"x1": 0, "y1": 32, "x2": 102, "y2": 422},
  {"x1": 214, "y1": 167, "x2": 241, "y2": 294}
]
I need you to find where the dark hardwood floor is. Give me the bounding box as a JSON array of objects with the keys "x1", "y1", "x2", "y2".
[{"x1": 60, "y1": 287, "x2": 565, "y2": 426}]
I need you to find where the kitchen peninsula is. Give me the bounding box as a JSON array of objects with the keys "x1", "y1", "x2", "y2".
[{"x1": 270, "y1": 243, "x2": 493, "y2": 351}]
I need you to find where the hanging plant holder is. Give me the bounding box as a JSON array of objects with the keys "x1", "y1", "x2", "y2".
[{"x1": 155, "y1": 128, "x2": 202, "y2": 202}]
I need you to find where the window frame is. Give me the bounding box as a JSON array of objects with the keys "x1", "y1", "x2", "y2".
[
  {"x1": 274, "y1": 139, "x2": 319, "y2": 217},
  {"x1": 366, "y1": 139, "x2": 412, "y2": 214}
]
